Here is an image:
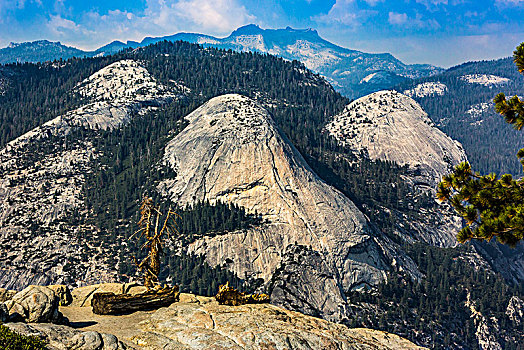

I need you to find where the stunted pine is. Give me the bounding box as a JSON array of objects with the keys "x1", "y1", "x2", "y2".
[{"x1": 438, "y1": 43, "x2": 524, "y2": 246}]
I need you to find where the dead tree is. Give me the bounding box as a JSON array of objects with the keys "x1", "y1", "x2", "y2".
[
  {"x1": 131, "y1": 197, "x2": 178, "y2": 289},
  {"x1": 215, "y1": 282, "x2": 270, "y2": 306}
]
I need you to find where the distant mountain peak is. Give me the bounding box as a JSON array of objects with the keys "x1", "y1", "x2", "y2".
[
  {"x1": 230, "y1": 24, "x2": 263, "y2": 36},
  {"x1": 7, "y1": 40, "x2": 61, "y2": 49},
  {"x1": 284, "y1": 26, "x2": 318, "y2": 35},
  {"x1": 0, "y1": 26, "x2": 442, "y2": 98}
]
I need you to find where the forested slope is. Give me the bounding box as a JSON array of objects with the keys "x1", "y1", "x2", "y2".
[{"x1": 397, "y1": 57, "x2": 524, "y2": 176}]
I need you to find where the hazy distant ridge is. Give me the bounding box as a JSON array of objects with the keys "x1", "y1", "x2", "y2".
[{"x1": 0, "y1": 25, "x2": 442, "y2": 98}]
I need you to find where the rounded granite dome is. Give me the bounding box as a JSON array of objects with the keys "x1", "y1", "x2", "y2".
[{"x1": 325, "y1": 90, "x2": 467, "y2": 186}]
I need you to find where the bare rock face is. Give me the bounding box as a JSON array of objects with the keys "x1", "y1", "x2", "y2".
[
  {"x1": 4, "y1": 285, "x2": 66, "y2": 323},
  {"x1": 0, "y1": 59, "x2": 186, "y2": 290},
  {"x1": 159, "y1": 94, "x2": 420, "y2": 321},
  {"x1": 5, "y1": 323, "x2": 128, "y2": 350},
  {"x1": 130, "y1": 294, "x2": 426, "y2": 349},
  {"x1": 325, "y1": 90, "x2": 467, "y2": 187},
  {"x1": 325, "y1": 90, "x2": 468, "y2": 248},
  {"x1": 465, "y1": 291, "x2": 502, "y2": 350},
  {"x1": 506, "y1": 296, "x2": 524, "y2": 326},
  {"x1": 267, "y1": 245, "x2": 350, "y2": 323}
]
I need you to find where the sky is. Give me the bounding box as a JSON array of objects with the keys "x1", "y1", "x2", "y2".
[{"x1": 0, "y1": 0, "x2": 523, "y2": 67}]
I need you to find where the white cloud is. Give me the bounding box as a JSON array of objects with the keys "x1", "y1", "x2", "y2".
[
  {"x1": 388, "y1": 12, "x2": 408, "y2": 25},
  {"x1": 46, "y1": 14, "x2": 93, "y2": 37},
  {"x1": 44, "y1": 0, "x2": 256, "y2": 50},
  {"x1": 496, "y1": 0, "x2": 524, "y2": 5},
  {"x1": 364, "y1": 0, "x2": 384, "y2": 5},
  {"x1": 415, "y1": 0, "x2": 448, "y2": 6},
  {"x1": 140, "y1": 0, "x2": 254, "y2": 35},
  {"x1": 313, "y1": 0, "x2": 377, "y2": 28},
  {"x1": 173, "y1": 0, "x2": 255, "y2": 33},
  {"x1": 388, "y1": 11, "x2": 440, "y2": 29}
]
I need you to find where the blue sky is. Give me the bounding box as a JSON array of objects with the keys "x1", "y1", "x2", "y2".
[{"x1": 0, "y1": 0, "x2": 523, "y2": 67}]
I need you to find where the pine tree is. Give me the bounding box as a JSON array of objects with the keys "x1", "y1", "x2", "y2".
[{"x1": 437, "y1": 43, "x2": 524, "y2": 246}]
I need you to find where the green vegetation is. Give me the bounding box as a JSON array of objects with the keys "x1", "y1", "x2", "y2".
[
  {"x1": 0, "y1": 325, "x2": 48, "y2": 350},
  {"x1": 0, "y1": 57, "x2": 118, "y2": 147},
  {"x1": 348, "y1": 243, "x2": 524, "y2": 349},
  {"x1": 437, "y1": 43, "x2": 524, "y2": 246},
  {"x1": 397, "y1": 53, "x2": 524, "y2": 176},
  {"x1": 308, "y1": 149, "x2": 433, "y2": 240},
  {"x1": 2, "y1": 42, "x2": 522, "y2": 350}
]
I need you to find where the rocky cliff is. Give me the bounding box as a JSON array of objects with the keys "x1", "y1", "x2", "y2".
[{"x1": 158, "y1": 94, "x2": 421, "y2": 322}]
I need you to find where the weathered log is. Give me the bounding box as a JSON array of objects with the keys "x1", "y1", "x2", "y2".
[{"x1": 91, "y1": 286, "x2": 180, "y2": 315}]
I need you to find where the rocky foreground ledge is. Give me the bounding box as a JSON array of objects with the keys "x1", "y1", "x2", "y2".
[{"x1": 1, "y1": 283, "x2": 425, "y2": 349}]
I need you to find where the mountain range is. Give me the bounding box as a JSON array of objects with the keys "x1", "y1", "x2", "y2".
[{"x1": 0, "y1": 24, "x2": 442, "y2": 98}]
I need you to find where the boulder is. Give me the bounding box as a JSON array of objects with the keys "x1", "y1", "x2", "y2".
[
  {"x1": 0, "y1": 287, "x2": 17, "y2": 302},
  {"x1": 5, "y1": 323, "x2": 128, "y2": 350},
  {"x1": 48, "y1": 285, "x2": 72, "y2": 306},
  {"x1": 4, "y1": 285, "x2": 67, "y2": 323}
]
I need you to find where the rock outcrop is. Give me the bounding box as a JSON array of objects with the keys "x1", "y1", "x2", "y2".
[
  {"x1": 325, "y1": 90, "x2": 467, "y2": 187},
  {"x1": 131, "y1": 294, "x2": 425, "y2": 350},
  {"x1": 51, "y1": 284, "x2": 424, "y2": 350},
  {"x1": 0, "y1": 59, "x2": 186, "y2": 290},
  {"x1": 158, "y1": 94, "x2": 420, "y2": 322},
  {"x1": 465, "y1": 291, "x2": 503, "y2": 350},
  {"x1": 506, "y1": 296, "x2": 524, "y2": 326},
  {"x1": 325, "y1": 90, "x2": 468, "y2": 247},
  {"x1": 1, "y1": 283, "x2": 425, "y2": 349},
  {"x1": 6, "y1": 323, "x2": 128, "y2": 350},
  {"x1": 4, "y1": 285, "x2": 66, "y2": 323}
]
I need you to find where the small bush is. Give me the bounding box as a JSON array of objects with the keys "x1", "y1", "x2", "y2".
[{"x1": 0, "y1": 324, "x2": 48, "y2": 350}]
